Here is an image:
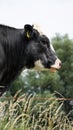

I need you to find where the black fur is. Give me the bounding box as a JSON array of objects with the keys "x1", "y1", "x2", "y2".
[{"x1": 0, "y1": 24, "x2": 57, "y2": 95}]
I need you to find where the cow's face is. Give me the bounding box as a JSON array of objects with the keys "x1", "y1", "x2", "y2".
[{"x1": 24, "y1": 24, "x2": 61, "y2": 71}]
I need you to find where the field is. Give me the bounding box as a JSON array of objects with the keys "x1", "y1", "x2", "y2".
[{"x1": 0, "y1": 90, "x2": 72, "y2": 130}]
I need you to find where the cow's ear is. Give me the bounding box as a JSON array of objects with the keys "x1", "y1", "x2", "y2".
[{"x1": 24, "y1": 24, "x2": 33, "y2": 39}]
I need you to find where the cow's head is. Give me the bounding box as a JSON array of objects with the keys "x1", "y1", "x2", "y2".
[{"x1": 24, "y1": 24, "x2": 61, "y2": 72}]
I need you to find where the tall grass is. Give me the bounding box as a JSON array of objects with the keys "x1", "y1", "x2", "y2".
[{"x1": 0, "y1": 90, "x2": 72, "y2": 130}]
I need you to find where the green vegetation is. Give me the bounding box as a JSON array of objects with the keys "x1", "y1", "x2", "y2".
[{"x1": 52, "y1": 34, "x2": 73, "y2": 98}]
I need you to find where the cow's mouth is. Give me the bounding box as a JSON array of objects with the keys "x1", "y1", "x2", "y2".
[
  {"x1": 34, "y1": 59, "x2": 61, "y2": 72},
  {"x1": 49, "y1": 67, "x2": 58, "y2": 72}
]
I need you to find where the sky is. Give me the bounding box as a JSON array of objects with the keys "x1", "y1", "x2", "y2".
[{"x1": 0, "y1": 0, "x2": 73, "y2": 39}]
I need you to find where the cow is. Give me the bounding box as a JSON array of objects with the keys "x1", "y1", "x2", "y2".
[{"x1": 0, "y1": 24, "x2": 61, "y2": 96}]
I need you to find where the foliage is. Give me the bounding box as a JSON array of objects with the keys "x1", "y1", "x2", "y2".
[
  {"x1": 10, "y1": 70, "x2": 64, "y2": 96},
  {"x1": 52, "y1": 34, "x2": 73, "y2": 98}
]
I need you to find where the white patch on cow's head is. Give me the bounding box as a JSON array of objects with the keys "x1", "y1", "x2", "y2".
[
  {"x1": 33, "y1": 24, "x2": 43, "y2": 35},
  {"x1": 33, "y1": 60, "x2": 49, "y2": 71},
  {"x1": 50, "y1": 43, "x2": 55, "y2": 53},
  {"x1": 34, "y1": 60, "x2": 44, "y2": 70}
]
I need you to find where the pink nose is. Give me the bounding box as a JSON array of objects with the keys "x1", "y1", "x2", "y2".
[
  {"x1": 56, "y1": 58, "x2": 62, "y2": 69},
  {"x1": 51, "y1": 58, "x2": 62, "y2": 69}
]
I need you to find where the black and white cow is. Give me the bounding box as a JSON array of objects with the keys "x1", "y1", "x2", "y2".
[{"x1": 0, "y1": 24, "x2": 61, "y2": 96}]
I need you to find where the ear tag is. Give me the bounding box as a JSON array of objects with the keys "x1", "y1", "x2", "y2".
[{"x1": 27, "y1": 32, "x2": 30, "y2": 38}]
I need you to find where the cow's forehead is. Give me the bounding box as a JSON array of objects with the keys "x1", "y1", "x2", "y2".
[{"x1": 33, "y1": 24, "x2": 55, "y2": 53}]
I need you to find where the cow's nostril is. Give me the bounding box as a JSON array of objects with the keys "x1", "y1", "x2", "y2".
[{"x1": 59, "y1": 62, "x2": 62, "y2": 67}]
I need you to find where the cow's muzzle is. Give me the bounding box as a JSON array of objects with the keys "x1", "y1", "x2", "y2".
[
  {"x1": 50, "y1": 58, "x2": 62, "y2": 72},
  {"x1": 34, "y1": 58, "x2": 61, "y2": 72}
]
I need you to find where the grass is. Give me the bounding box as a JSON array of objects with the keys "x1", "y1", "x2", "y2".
[{"x1": 0, "y1": 90, "x2": 72, "y2": 130}]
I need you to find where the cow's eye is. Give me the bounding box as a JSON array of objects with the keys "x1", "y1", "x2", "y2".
[
  {"x1": 41, "y1": 40, "x2": 50, "y2": 48},
  {"x1": 40, "y1": 35, "x2": 50, "y2": 47},
  {"x1": 42, "y1": 40, "x2": 48, "y2": 44}
]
